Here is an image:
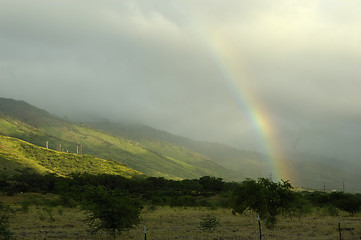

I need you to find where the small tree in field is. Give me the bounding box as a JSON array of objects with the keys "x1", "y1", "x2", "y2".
[
  {"x1": 232, "y1": 178, "x2": 295, "y2": 228},
  {"x1": 81, "y1": 186, "x2": 142, "y2": 238}
]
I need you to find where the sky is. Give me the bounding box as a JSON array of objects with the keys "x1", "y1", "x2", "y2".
[{"x1": 1, "y1": 0, "x2": 361, "y2": 163}]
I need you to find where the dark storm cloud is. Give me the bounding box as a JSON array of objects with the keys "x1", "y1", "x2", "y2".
[{"x1": 1, "y1": 0, "x2": 361, "y2": 161}]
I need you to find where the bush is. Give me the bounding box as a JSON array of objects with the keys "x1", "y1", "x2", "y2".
[
  {"x1": 287, "y1": 193, "x2": 313, "y2": 218},
  {"x1": 330, "y1": 192, "x2": 361, "y2": 216},
  {"x1": 81, "y1": 186, "x2": 143, "y2": 237},
  {"x1": 0, "y1": 202, "x2": 14, "y2": 240},
  {"x1": 199, "y1": 215, "x2": 220, "y2": 231},
  {"x1": 307, "y1": 191, "x2": 361, "y2": 216},
  {"x1": 318, "y1": 204, "x2": 339, "y2": 216}
]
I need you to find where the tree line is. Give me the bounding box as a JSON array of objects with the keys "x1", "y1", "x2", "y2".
[{"x1": 1, "y1": 170, "x2": 361, "y2": 238}]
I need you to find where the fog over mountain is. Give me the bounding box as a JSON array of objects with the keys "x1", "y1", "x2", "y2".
[{"x1": 1, "y1": 0, "x2": 361, "y2": 164}]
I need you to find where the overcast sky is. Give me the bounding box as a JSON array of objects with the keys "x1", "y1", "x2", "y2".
[{"x1": 1, "y1": 0, "x2": 361, "y2": 162}]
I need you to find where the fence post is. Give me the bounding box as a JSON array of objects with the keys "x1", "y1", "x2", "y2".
[
  {"x1": 258, "y1": 215, "x2": 262, "y2": 240},
  {"x1": 144, "y1": 225, "x2": 147, "y2": 240},
  {"x1": 338, "y1": 217, "x2": 341, "y2": 240}
]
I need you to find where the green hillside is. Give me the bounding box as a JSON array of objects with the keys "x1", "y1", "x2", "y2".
[
  {"x1": 88, "y1": 121, "x2": 361, "y2": 192},
  {"x1": 0, "y1": 135, "x2": 142, "y2": 177},
  {"x1": 0, "y1": 97, "x2": 240, "y2": 180},
  {"x1": 89, "y1": 121, "x2": 271, "y2": 179},
  {"x1": 1, "y1": 97, "x2": 361, "y2": 191}
]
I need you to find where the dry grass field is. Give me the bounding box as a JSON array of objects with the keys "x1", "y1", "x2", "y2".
[
  {"x1": 121, "y1": 207, "x2": 361, "y2": 240},
  {"x1": 1, "y1": 194, "x2": 361, "y2": 239}
]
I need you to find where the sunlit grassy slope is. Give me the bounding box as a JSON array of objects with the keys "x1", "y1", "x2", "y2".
[
  {"x1": 0, "y1": 135, "x2": 142, "y2": 177},
  {"x1": 0, "y1": 97, "x2": 239, "y2": 180}
]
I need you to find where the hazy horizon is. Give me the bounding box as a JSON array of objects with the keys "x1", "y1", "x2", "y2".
[{"x1": 1, "y1": 0, "x2": 361, "y2": 163}]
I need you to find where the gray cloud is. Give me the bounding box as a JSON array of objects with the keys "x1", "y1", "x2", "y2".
[{"x1": 1, "y1": 0, "x2": 361, "y2": 162}]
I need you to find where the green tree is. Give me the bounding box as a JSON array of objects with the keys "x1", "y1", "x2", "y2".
[
  {"x1": 232, "y1": 178, "x2": 295, "y2": 227},
  {"x1": 81, "y1": 186, "x2": 142, "y2": 238}
]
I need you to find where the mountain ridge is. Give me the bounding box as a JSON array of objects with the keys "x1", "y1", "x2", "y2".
[
  {"x1": 0, "y1": 97, "x2": 241, "y2": 181},
  {"x1": 1, "y1": 97, "x2": 361, "y2": 192},
  {"x1": 89, "y1": 121, "x2": 271, "y2": 178}
]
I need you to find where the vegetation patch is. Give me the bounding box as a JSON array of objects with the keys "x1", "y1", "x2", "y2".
[
  {"x1": 0, "y1": 172, "x2": 360, "y2": 239},
  {"x1": 199, "y1": 215, "x2": 220, "y2": 231}
]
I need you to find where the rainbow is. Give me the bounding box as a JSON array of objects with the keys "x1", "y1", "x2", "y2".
[{"x1": 204, "y1": 34, "x2": 294, "y2": 183}]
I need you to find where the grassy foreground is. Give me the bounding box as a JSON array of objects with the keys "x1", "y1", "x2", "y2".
[
  {"x1": 1, "y1": 194, "x2": 360, "y2": 240},
  {"x1": 122, "y1": 207, "x2": 361, "y2": 240}
]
